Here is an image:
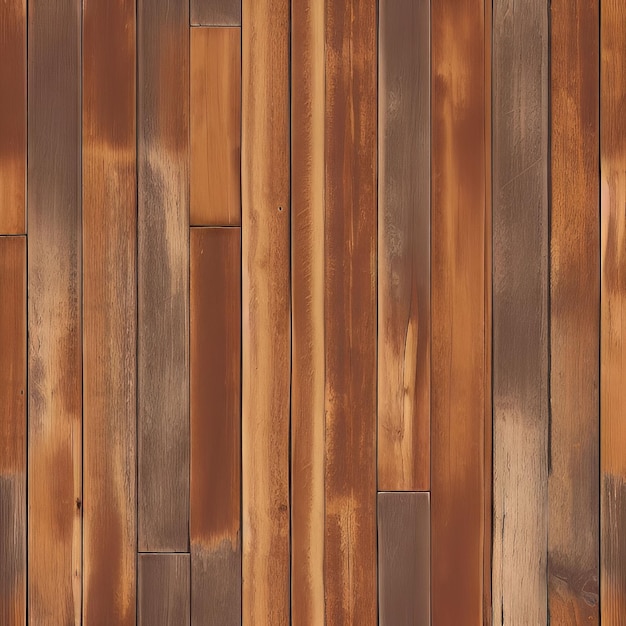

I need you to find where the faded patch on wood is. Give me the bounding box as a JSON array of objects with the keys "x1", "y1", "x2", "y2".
[{"x1": 191, "y1": 0, "x2": 240, "y2": 26}]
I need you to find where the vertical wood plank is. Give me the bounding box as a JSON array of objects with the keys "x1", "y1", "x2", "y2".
[
  {"x1": 378, "y1": 0, "x2": 430, "y2": 492},
  {"x1": 0, "y1": 0, "x2": 26, "y2": 234},
  {"x1": 191, "y1": 0, "x2": 240, "y2": 27},
  {"x1": 138, "y1": 0, "x2": 189, "y2": 551},
  {"x1": 190, "y1": 227, "x2": 241, "y2": 626},
  {"x1": 28, "y1": 0, "x2": 82, "y2": 621},
  {"x1": 0, "y1": 237, "x2": 26, "y2": 625},
  {"x1": 190, "y1": 27, "x2": 241, "y2": 226},
  {"x1": 601, "y1": 1, "x2": 626, "y2": 622},
  {"x1": 324, "y1": 0, "x2": 377, "y2": 623},
  {"x1": 82, "y1": 0, "x2": 137, "y2": 622},
  {"x1": 241, "y1": 0, "x2": 291, "y2": 621},
  {"x1": 138, "y1": 554, "x2": 190, "y2": 625},
  {"x1": 550, "y1": 0, "x2": 600, "y2": 622},
  {"x1": 430, "y1": 0, "x2": 487, "y2": 623},
  {"x1": 492, "y1": 0, "x2": 549, "y2": 623}
]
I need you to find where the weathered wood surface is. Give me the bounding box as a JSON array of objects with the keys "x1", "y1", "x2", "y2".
[{"x1": 191, "y1": 0, "x2": 240, "y2": 27}]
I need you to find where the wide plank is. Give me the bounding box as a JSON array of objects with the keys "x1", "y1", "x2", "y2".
[{"x1": 191, "y1": 0, "x2": 240, "y2": 27}]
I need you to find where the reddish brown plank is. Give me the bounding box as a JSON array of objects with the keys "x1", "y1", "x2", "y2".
[
  {"x1": 0, "y1": 237, "x2": 26, "y2": 625},
  {"x1": 191, "y1": 0, "x2": 240, "y2": 26},
  {"x1": 190, "y1": 227, "x2": 241, "y2": 625},
  {"x1": 190, "y1": 27, "x2": 241, "y2": 226}
]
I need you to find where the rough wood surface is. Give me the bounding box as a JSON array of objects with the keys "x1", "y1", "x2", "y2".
[
  {"x1": 378, "y1": 0, "x2": 430, "y2": 492},
  {"x1": 191, "y1": 0, "x2": 240, "y2": 27}
]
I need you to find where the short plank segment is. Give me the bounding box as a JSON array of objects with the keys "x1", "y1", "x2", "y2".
[
  {"x1": 549, "y1": 0, "x2": 600, "y2": 622},
  {"x1": 378, "y1": 0, "x2": 430, "y2": 492},
  {"x1": 492, "y1": 0, "x2": 549, "y2": 623},
  {"x1": 28, "y1": 0, "x2": 83, "y2": 621},
  {"x1": 378, "y1": 492, "x2": 430, "y2": 626},
  {"x1": 0, "y1": 0, "x2": 26, "y2": 234},
  {"x1": 324, "y1": 0, "x2": 377, "y2": 623},
  {"x1": 0, "y1": 237, "x2": 26, "y2": 625},
  {"x1": 241, "y1": 0, "x2": 291, "y2": 622},
  {"x1": 82, "y1": 0, "x2": 137, "y2": 622},
  {"x1": 190, "y1": 27, "x2": 241, "y2": 226},
  {"x1": 190, "y1": 228, "x2": 241, "y2": 625},
  {"x1": 138, "y1": 554, "x2": 190, "y2": 625},
  {"x1": 191, "y1": 0, "x2": 240, "y2": 27},
  {"x1": 601, "y1": 1, "x2": 626, "y2": 621},
  {"x1": 138, "y1": 0, "x2": 189, "y2": 551}
]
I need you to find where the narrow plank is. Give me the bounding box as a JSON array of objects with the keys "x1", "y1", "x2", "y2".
[
  {"x1": 430, "y1": 0, "x2": 487, "y2": 623},
  {"x1": 241, "y1": 0, "x2": 291, "y2": 620},
  {"x1": 601, "y1": 1, "x2": 626, "y2": 621},
  {"x1": 138, "y1": 0, "x2": 189, "y2": 551},
  {"x1": 0, "y1": 237, "x2": 26, "y2": 625},
  {"x1": 492, "y1": 0, "x2": 549, "y2": 623},
  {"x1": 290, "y1": 0, "x2": 325, "y2": 621},
  {"x1": 28, "y1": 0, "x2": 82, "y2": 621},
  {"x1": 190, "y1": 27, "x2": 241, "y2": 226},
  {"x1": 378, "y1": 0, "x2": 430, "y2": 492},
  {"x1": 190, "y1": 227, "x2": 241, "y2": 625},
  {"x1": 549, "y1": 0, "x2": 600, "y2": 622},
  {"x1": 191, "y1": 0, "x2": 240, "y2": 27},
  {"x1": 82, "y1": 0, "x2": 136, "y2": 622},
  {"x1": 378, "y1": 492, "x2": 430, "y2": 626},
  {"x1": 138, "y1": 554, "x2": 190, "y2": 625},
  {"x1": 324, "y1": 0, "x2": 377, "y2": 622},
  {"x1": 0, "y1": 0, "x2": 26, "y2": 234}
]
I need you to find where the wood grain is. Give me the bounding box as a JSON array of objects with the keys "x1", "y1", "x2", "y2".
[
  {"x1": 550, "y1": 0, "x2": 600, "y2": 622},
  {"x1": 601, "y1": 1, "x2": 626, "y2": 621},
  {"x1": 0, "y1": 0, "x2": 26, "y2": 234},
  {"x1": 0, "y1": 237, "x2": 26, "y2": 625},
  {"x1": 241, "y1": 0, "x2": 291, "y2": 622},
  {"x1": 28, "y1": 0, "x2": 82, "y2": 621},
  {"x1": 378, "y1": 492, "x2": 430, "y2": 626},
  {"x1": 324, "y1": 0, "x2": 377, "y2": 622},
  {"x1": 430, "y1": 0, "x2": 487, "y2": 623},
  {"x1": 190, "y1": 227, "x2": 241, "y2": 626},
  {"x1": 492, "y1": 0, "x2": 549, "y2": 623},
  {"x1": 190, "y1": 27, "x2": 241, "y2": 226},
  {"x1": 191, "y1": 0, "x2": 240, "y2": 27},
  {"x1": 82, "y1": 0, "x2": 136, "y2": 622},
  {"x1": 138, "y1": 554, "x2": 190, "y2": 625},
  {"x1": 378, "y1": 0, "x2": 430, "y2": 492},
  {"x1": 138, "y1": 0, "x2": 189, "y2": 551}
]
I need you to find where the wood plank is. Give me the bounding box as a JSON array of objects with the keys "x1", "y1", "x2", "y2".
[
  {"x1": 82, "y1": 0, "x2": 136, "y2": 622},
  {"x1": 290, "y1": 0, "x2": 325, "y2": 621},
  {"x1": 138, "y1": 554, "x2": 190, "y2": 625},
  {"x1": 0, "y1": 0, "x2": 26, "y2": 234},
  {"x1": 190, "y1": 227, "x2": 241, "y2": 626},
  {"x1": 191, "y1": 0, "x2": 240, "y2": 27},
  {"x1": 190, "y1": 27, "x2": 241, "y2": 226},
  {"x1": 0, "y1": 237, "x2": 26, "y2": 625},
  {"x1": 378, "y1": 492, "x2": 430, "y2": 626},
  {"x1": 241, "y1": 0, "x2": 291, "y2": 620},
  {"x1": 138, "y1": 0, "x2": 189, "y2": 551},
  {"x1": 492, "y1": 0, "x2": 549, "y2": 623},
  {"x1": 324, "y1": 0, "x2": 377, "y2": 622},
  {"x1": 430, "y1": 0, "x2": 487, "y2": 623},
  {"x1": 550, "y1": 0, "x2": 600, "y2": 622},
  {"x1": 601, "y1": 1, "x2": 626, "y2": 621},
  {"x1": 27, "y1": 0, "x2": 82, "y2": 620},
  {"x1": 378, "y1": 0, "x2": 430, "y2": 492}
]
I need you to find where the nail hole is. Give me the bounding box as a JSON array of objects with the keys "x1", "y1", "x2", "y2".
[{"x1": 278, "y1": 206, "x2": 283, "y2": 212}]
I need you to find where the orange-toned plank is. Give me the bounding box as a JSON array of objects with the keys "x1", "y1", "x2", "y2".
[
  {"x1": 0, "y1": 237, "x2": 26, "y2": 625},
  {"x1": 378, "y1": 0, "x2": 430, "y2": 492},
  {"x1": 190, "y1": 227, "x2": 241, "y2": 625},
  {"x1": 191, "y1": 0, "x2": 240, "y2": 27},
  {"x1": 190, "y1": 27, "x2": 241, "y2": 226}
]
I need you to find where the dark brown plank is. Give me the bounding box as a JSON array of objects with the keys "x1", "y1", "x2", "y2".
[
  {"x1": 492, "y1": 0, "x2": 549, "y2": 622},
  {"x1": 549, "y1": 0, "x2": 600, "y2": 622},
  {"x1": 138, "y1": 0, "x2": 189, "y2": 551},
  {"x1": 191, "y1": 0, "x2": 240, "y2": 26},
  {"x1": 0, "y1": 237, "x2": 26, "y2": 625},
  {"x1": 138, "y1": 554, "x2": 190, "y2": 625},
  {"x1": 190, "y1": 27, "x2": 241, "y2": 226},
  {"x1": 324, "y1": 0, "x2": 377, "y2": 622},
  {"x1": 28, "y1": 0, "x2": 82, "y2": 620},
  {"x1": 378, "y1": 492, "x2": 430, "y2": 626},
  {"x1": 190, "y1": 227, "x2": 241, "y2": 625},
  {"x1": 378, "y1": 0, "x2": 430, "y2": 492},
  {"x1": 0, "y1": 0, "x2": 26, "y2": 234}
]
